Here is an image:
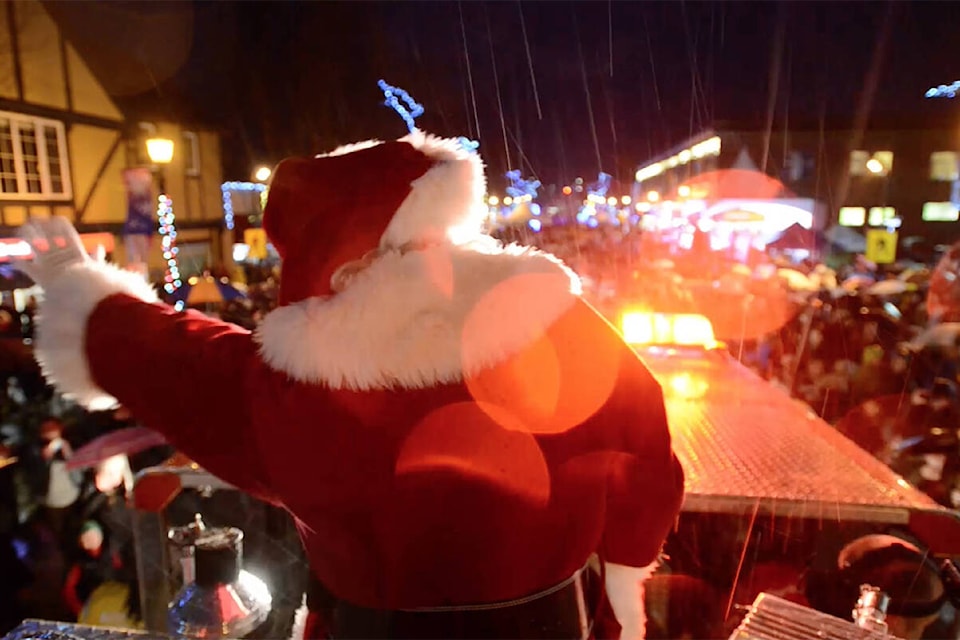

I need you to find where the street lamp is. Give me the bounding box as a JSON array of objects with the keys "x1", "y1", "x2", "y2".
[
  {"x1": 254, "y1": 166, "x2": 272, "y2": 182},
  {"x1": 145, "y1": 138, "x2": 181, "y2": 294},
  {"x1": 146, "y1": 138, "x2": 175, "y2": 189}
]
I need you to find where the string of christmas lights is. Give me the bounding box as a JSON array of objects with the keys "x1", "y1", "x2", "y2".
[
  {"x1": 925, "y1": 81, "x2": 960, "y2": 99},
  {"x1": 378, "y1": 79, "x2": 424, "y2": 133},
  {"x1": 377, "y1": 80, "x2": 480, "y2": 153},
  {"x1": 505, "y1": 169, "x2": 541, "y2": 200},
  {"x1": 157, "y1": 194, "x2": 181, "y2": 294},
  {"x1": 221, "y1": 181, "x2": 269, "y2": 231}
]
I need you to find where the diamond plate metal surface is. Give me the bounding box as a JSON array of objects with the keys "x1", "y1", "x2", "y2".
[
  {"x1": 728, "y1": 593, "x2": 900, "y2": 640},
  {"x1": 643, "y1": 350, "x2": 945, "y2": 515},
  {"x1": 1, "y1": 620, "x2": 164, "y2": 640}
]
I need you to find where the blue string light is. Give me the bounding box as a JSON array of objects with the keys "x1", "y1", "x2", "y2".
[
  {"x1": 587, "y1": 172, "x2": 612, "y2": 197},
  {"x1": 458, "y1": 137, "x2": 480, "y2": 153},
  {"x1": 221, "y1": 181, "x2": 269, "y2": 231},
  {"x1": 378, "y1": 80, "x2": 424, "y2": 133},
  {"x1": 926, "y1": 81, "x2": 960, "y2": 99},
  {"x1": 377, "y1": 81, "x2": 478, "y2": 154},
  {"x1": 505, "y1": 170, "x2": 541, "y2": 200}
]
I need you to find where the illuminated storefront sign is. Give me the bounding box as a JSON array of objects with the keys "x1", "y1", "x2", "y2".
[
  {"x1": 0, "y1": 233, "x2": 115, "y2": 263},
  {"x1": 635, "y1": 136, "x2": 722, "y2": 183}
]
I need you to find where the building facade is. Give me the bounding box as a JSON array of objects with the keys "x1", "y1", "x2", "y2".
[
  {"x1": 0, "y1": 0, "x2": 227, "y2": 278},
  {"x1": 632, "y1": 118, "x2": 960, "y2": 252}
]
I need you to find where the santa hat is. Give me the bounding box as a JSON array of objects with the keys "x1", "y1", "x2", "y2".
[{"x1": 262, "y1": 130, "x2": 486, "y2": 306}]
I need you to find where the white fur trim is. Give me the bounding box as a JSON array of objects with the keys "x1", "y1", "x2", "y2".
[
  {"x1": 34, "y1": 261, "x2": 159, "y2": 411},
  {"x1": 605, "y1": 560, "x2": 659, "y2": 640},
  {"x1": 256, "y1": 240, "x2": 581, "y2": 390},
  {"x1": 384, "y1": 130, "x2": 487, "y2": 247},
  {"x1": 315, "y1": 139, "x2": 384, "y2": 158}
]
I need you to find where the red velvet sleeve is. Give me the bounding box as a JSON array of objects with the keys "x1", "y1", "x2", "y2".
[
  {"x1": 85, "y1": 293, "x2": 277, "y2": 503},
  {"x1": 601, "y1": 352, "x2": 686, "y2": 568}
]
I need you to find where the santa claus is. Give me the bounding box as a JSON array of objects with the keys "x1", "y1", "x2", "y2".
[{"x1": 21, "y1": 130, "x2": 684, "y2": 639}]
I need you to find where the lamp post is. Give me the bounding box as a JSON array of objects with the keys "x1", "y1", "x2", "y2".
[
  {"x1": 146, "y1": 138, "x2": 181, "y2": 294},
  {"x1": 253, "y1": 166, "x2": 272, "y2": 183}
]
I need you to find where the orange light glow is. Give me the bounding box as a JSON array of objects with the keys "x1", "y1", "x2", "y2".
[
  {"x1": 620, "y1": 310, "x2": 719, "y2": 349},
  {"x1": 562, "y1": 186, "x2": 573, "y2": 196},
  {"x1": 666, "y1": 372, "x2": 710, "y2": 399}
]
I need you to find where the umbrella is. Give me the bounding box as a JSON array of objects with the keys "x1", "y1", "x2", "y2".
[
  {"x1": 906, "y1": 322, "x2": 960, "y2": 352},
  {"x1": 841, "y1": 274, "x2": 875, "y2": 290},
  {"x1": 767, "y1": 223, "x2": 816, "y2": 251},
  {"x1": 66, "y1": 426, "x2": 168, "y2": 471},
  {"x1": 172, "y1": 274, "x2": 246, "y2": 306},
  {"x1": 823, "y1": 226, "x2": 867, "y2": 253},
  {"x1": 777, "y1": 268, "x2": 818, "y2": 291},
  {"x1": 0, "y1": 264, "x2": 34, "y2": 291},
  {"x1": 866, "y1": 279, "x2": 915, "y2": 296}
]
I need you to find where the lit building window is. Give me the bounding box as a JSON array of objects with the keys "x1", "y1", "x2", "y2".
[
  {"x1": 849, "y1": 150, "x2": 869, "y2": 176},
  {"x1": 866, "y1": 151, "x2": 893, "y2": 176},
  {"x1": 868, "y1": 206, "x2": 896, "y2": 226},
  {"x1": 922, "y1": 201, "x2": 960, "y2": 222},
  {"x1": 0, "y1": 111, "x2": 72, "y2": 200},
  {"x1": 839, "y1": 206, "x2": 866, "y2": 226},
  {"x1": 850, "y1": 150, "x2": 893, "y2": 177},
  {"x1": 930, "y1": 151, "x2": 959, "y2": 181}
]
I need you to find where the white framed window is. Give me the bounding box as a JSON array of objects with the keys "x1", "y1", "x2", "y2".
[
  {"x1": 182, "y1": 131, "x2": 200, "y2": 176},
  {"x1": 930, "y1": 151, "x2": 959, "y2": 181},
  {"x1": 868, "y1": 206, "x2": 896, "y2": 226},
  {"x1": 849, "y1": 150, "x2": 893, "y2": 177},
  {"x1": 839, "y1": 206, "x2": 866, "y2": 226},
  {"x1": 849, "y1": 150, "x2": 869, "y2": 176},
  {"x1": 0, "y1": 111, "x2": 72, "y2": 200},
  {"x1": 922, "y1": 202, "x2": 960, "y2": 222}
]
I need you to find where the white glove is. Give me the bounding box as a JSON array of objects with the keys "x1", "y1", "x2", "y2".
[
  {"x1": 605, "y1": 562, "x2": 655, "y2": 640},
  {"x1": 17, "y1": 216, "x2": 91, "y2": 288}
]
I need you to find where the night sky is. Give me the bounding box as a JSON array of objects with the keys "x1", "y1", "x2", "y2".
[{"x1": 47, "y1": 0, "x2": 960, "y2": 194}]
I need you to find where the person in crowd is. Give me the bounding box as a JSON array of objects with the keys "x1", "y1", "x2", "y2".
[
  {"x1": 37, "y1": 418, "x2": 81, "y2": 547},
  {"x1": 79, "y1": 454, "x2": 135, "y2": 568},
  {"x1": 77, "y1": 541, "x2": 141, "y2": 630},
  {"x1": 62, "y1": 520, "x2": 119, "y2": 620},
  {"x1": 21, "y1": 130, "x2": 684, "y2": 639},
  {"x1": 0, "y1": 445, "x2": 31, "y2": 635}
]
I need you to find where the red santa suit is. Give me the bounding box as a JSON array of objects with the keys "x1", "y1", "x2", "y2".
[{"x1": 25, "y1": 131, "x2": 684, "y2": 639}]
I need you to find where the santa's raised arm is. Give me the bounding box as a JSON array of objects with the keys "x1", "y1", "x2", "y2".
[{"x1": 21, "y1": 130, "x2": 683, "y2": 640}]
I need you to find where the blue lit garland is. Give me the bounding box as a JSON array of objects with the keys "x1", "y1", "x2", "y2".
[
  {"x1": 458, "y1": 137, "x2": 480, "y2": 153},
  {"x1": 587, "y1": 172, "x2": 612, "y2": 197},
  {"x1": 505, "y1": 169, "x2": 541, "y2": 200},
  {"x1": 926, "y1": 81, "x2": 960, "y2": 98},
  {"x1": 377, "y1": 80, "x2": 479, "y2": 153},
  {"x1": 221, "y1": 181, "x2": 269, "y2": 231},
  {"x1": 378, "y1": 80, "x2": 424, "y2": 133},
  {"x1": 157, "y1": 194, "x2": 181, "y2": 294}
]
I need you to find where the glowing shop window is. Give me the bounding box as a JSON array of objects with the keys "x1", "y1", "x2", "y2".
[
  {"x1": 838, "y1": 206, "x2": 866, "y2": 226},
  {"x1": 930, "y1": 152, "x2": 959, "y2": 182},
  {"x1": 871, "y1": 151, "x2": 893, "y2": 175},
  {"x1": 868, "y1": 206, "x2": 896, "y2": 226},
  {"x1": 922, "y1": 202, "x2": 960, "y2": 222},
  {"x1": 849, "y1": 151, "x2": 869, "y2": 176}
]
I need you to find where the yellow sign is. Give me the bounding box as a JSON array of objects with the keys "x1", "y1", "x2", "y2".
[
  {"x1": 244, "y1": 228, "x2": 268, "y2": 260},
  {"x1": 865, "y1": 229, "x2": 897, "y2": 264}
]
